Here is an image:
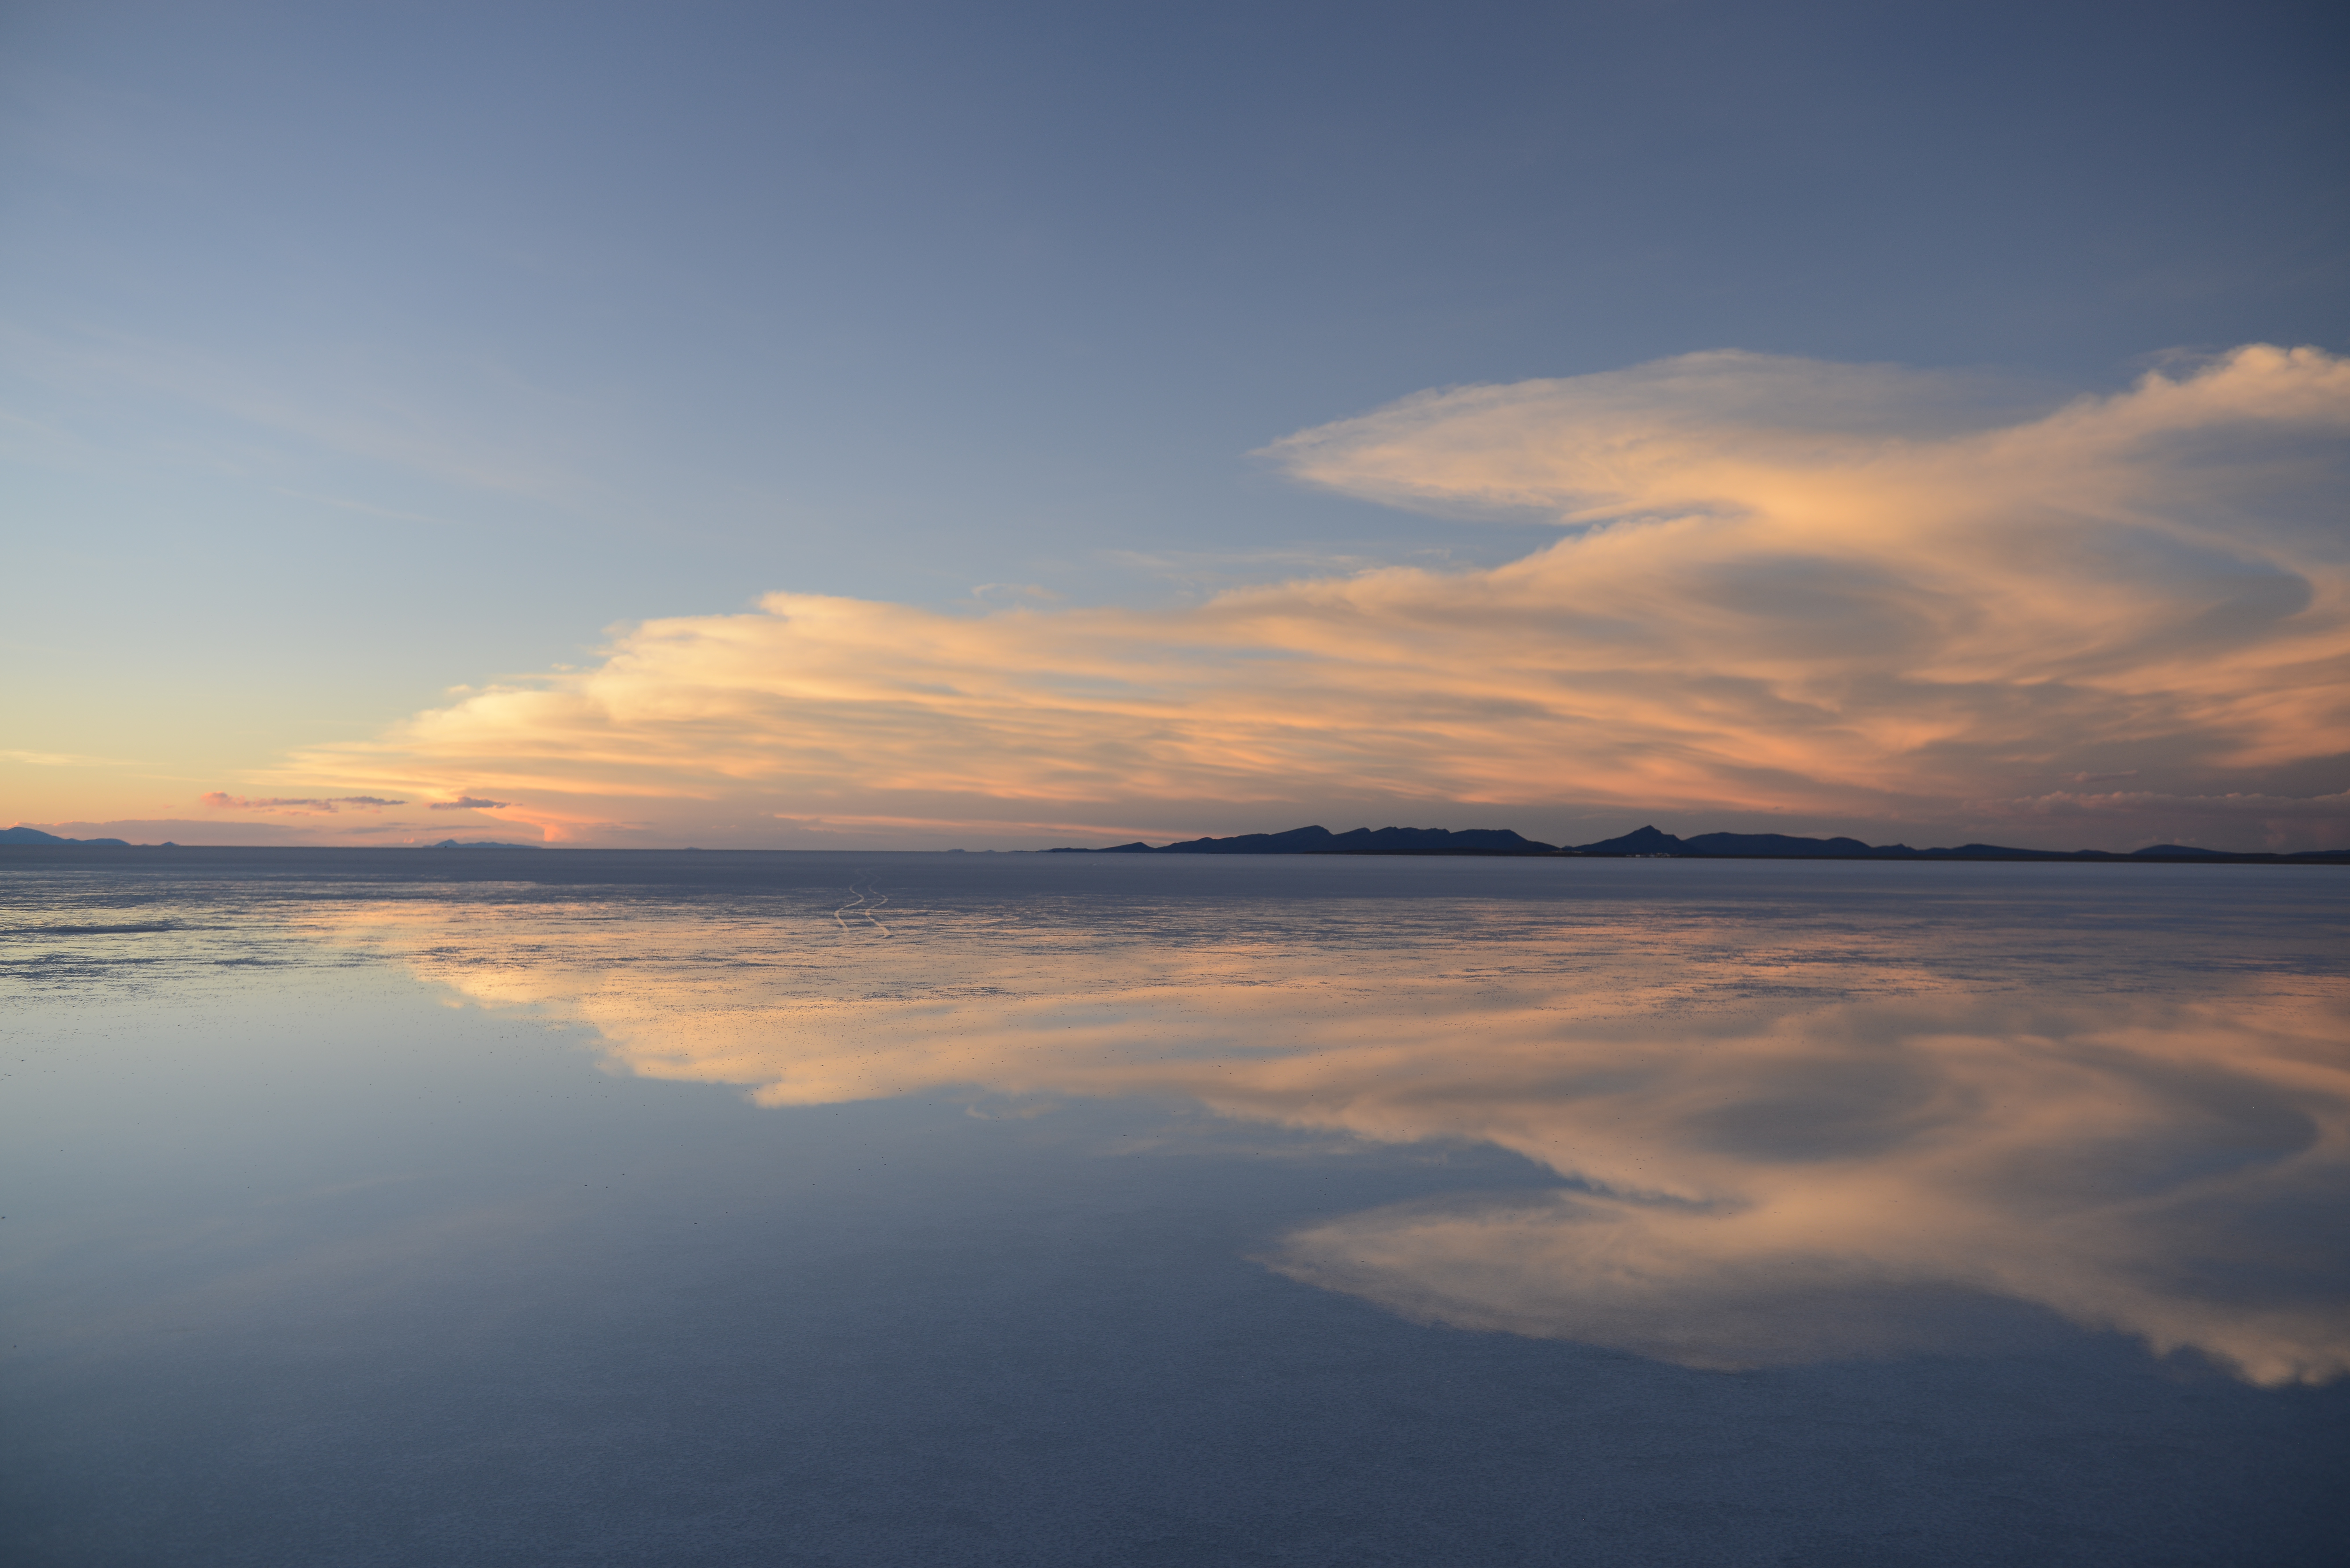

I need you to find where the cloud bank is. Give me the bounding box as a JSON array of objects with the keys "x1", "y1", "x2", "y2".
[{"x1": 285, "y1": 345, "x2": 2349, "y2": 849}]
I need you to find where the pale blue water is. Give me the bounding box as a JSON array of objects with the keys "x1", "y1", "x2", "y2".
[{"x1": 4, "y1": 848, "x2": 2346, "y2": 1565}]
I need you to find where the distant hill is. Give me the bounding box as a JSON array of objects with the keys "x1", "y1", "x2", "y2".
[
  {"x1": 1577, "y1": 825, "x2": 1878, "y2": 857},
  {"x1": 421, "y1": 840, "x2": 540, "y2": 849},
  {"x1": 1065, "y1": 825, "x2": 1556, "y2": 855},
  {"x1": 0, "y1": 825, "x2": 131, "y2": 847},
  {"x1": 1577, "y1": 825, "x2": 2348, "y2": 863},
  {"x1": 1049, "y1": 822, "x2": 2349, "y2": 865}
]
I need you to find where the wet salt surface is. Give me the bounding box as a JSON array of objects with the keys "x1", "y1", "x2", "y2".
[{"x1": 3, "y1": 847, "x2": 2346, "y2": 1565}]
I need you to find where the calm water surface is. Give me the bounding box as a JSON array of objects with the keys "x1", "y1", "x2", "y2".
[{"x1": 4, "y1": 848, "x2": 2346, "y2": 1565}]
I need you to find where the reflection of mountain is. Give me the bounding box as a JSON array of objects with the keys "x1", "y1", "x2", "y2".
[
  {"x1": 1055, "y1": 822, "x2": 2350, "y2": 863},
  {"x1": 306, "y1": 876, "x2": 2350, "y2": 1387}
]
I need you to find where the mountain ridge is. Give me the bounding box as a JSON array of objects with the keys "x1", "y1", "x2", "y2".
[
  {"x1": 0, "y1": 825, "x2": 131, "y2": 847},
  {"x1": 1048, "y1": 823, "x2": 2349, "y2": 865}
]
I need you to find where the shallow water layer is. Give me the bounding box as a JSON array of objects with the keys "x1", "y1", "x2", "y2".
[{"x1": 3, "y1": 848, "x2": 2346, "y2": 1565}]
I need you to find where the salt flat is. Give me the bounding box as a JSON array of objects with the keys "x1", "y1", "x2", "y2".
[{"x1": 4, "y1": 849, "x2": 2345, "y2": 1565}]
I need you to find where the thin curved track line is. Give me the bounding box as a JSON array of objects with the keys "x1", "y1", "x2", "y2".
[{"x1": 834, "y1": 879, "x2": 892, "y2": 937}]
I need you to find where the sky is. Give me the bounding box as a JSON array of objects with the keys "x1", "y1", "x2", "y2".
[{"x1": 4, "y1": 0, "x2": 2346, "y2": 850}]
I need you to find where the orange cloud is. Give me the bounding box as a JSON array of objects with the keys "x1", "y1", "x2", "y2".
[{"x1": 278, "y1": 345, "x2": 2350, "y2": 850}]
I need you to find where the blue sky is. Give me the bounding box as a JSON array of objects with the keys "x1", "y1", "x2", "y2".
[{"x1": 4, "y1": 1, "x2": 2346, "y2": 848}]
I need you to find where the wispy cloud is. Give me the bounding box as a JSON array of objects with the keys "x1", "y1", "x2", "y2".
[
  {"x1": 428, "y1": 796, "x2": 509, "y2": 810},
  {"x1": 201, "y1": 792, "x2": 405, "y2": 813},
  {"x1": 967, "y1": 583, "x2": 1062, "y2": 604},
  {"x1": 1, "y1": 320, "x2": 591, "y2": 501},
  {"x1": 2, "y1": 749, "x2": 132, "y2": 767},
  {"x1": 270, "y1": 487, "x2": 462, "y2": 529},
  {"x1": 279, "y1": 346, "x2": 2350, "y2": 850}
]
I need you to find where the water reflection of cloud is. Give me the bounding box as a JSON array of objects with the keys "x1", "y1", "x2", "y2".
[
  {"x1": 1259, "y1": 992, "x2": 2349, "y2": 1385},
  {"x1": 318, "y1": 893, "x2": 2350, "y2": 1386}
]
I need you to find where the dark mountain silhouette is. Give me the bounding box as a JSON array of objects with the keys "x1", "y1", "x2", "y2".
[
  {"x1": 1, "y1": 825, "x2": 130, "y2": 847},
  {"x1": 1050, "y1": 822, "x2": 2348, "y2": 864},
  {"x1": 1579, "y1": 826, "x2": 1878, "y2": 857},
  {"x1": 1065, "y1": 825, "x2": 1556, "y2": 856}
]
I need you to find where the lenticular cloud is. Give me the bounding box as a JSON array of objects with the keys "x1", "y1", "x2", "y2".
[{"x1": 288, "y1": 345, "x2": 2350, "y2": 850}]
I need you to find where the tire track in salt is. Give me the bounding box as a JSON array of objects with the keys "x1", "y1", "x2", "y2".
[{"x1": 833, "y1": 878, "x2": 893, "y2": 937}]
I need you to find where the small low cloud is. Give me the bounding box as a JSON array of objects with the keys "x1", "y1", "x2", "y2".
[
  {"x1": 428, "y1": 796, "x2": 509, "y2": 810},
  {"x1": 201, "y1": 792, "x2": 405, "y2": 812}
]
